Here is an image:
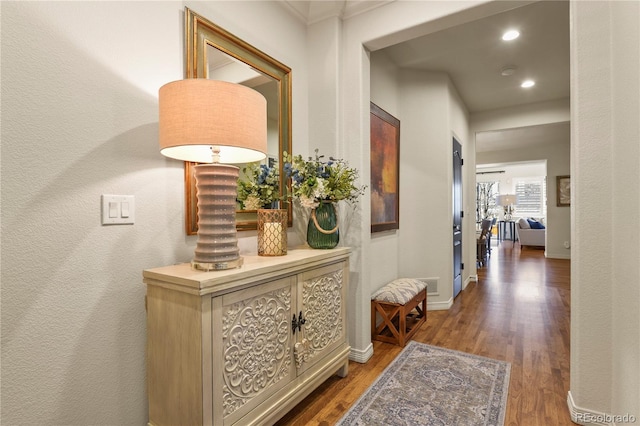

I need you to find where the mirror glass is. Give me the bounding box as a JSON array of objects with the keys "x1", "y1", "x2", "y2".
[{"x1": 184, "y1": 8, "x2": 292, "y2": 233}]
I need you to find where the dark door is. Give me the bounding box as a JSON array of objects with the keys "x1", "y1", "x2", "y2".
[{"x1": 453, "y1": 138, "x2": 463, "y2": 299}]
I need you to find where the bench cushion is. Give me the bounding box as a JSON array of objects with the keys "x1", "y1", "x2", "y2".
[{"x1": 371, "y1": 278, "x2": 427, "y2": 305}]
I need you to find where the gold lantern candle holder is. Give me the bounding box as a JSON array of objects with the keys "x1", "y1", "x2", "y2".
[{"x1": 257, "y1": 209, "x2": 288, "y2": 256}]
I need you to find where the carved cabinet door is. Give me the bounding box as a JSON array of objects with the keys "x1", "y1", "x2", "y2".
[
  {"x1": 212, "y1": 275, "x2": 296, "y2": 425},
  {"x1": 295, "y1": 261, "x2": 348, "y2": 374}
]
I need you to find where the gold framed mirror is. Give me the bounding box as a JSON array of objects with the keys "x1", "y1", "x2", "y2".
[{"x1": 184, "y1": 7, "x2": 292, "y2": 233}]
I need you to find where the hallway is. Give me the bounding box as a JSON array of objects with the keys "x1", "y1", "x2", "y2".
[
  {"x1": 278, "y1": 242, "x2": 572, "y2": 425},
  {"x1": 448, "y1": 242, "x2": 571, "y2": 425}
]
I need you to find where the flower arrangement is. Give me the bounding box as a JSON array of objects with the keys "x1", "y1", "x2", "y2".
[
  {"x1": 236, "y1": 162, "x2": 282, "y2": 210},
  {"x1": 284, "y1": 149, "x2": 366, "y2": 209}
]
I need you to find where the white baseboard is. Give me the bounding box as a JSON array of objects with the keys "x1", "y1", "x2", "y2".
[
  {"x1": 463, "y1": 275, "x2": 476, "y2": 291},
  {"x1": 566, "y1": 391, "x2": 637, "y2": 425},
  {"x1": 427, "y1": 297, "x2": 453, "y2": 311},
  {"x1": 349, "y1": 343, "x2": 373, "y2": 364},
  {"x1": 546, "y1": 252, "x2": 571, "y2": 259}
]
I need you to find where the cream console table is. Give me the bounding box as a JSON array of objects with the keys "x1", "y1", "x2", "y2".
[{"x1": 143, "y1": 248, "x2": 351, "y2": 426}]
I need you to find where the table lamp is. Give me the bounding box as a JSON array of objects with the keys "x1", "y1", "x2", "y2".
[
  {"x1": 159, "y1": 79, "x2": 267, "y2": 271},
  {"x1": 496, "y1": 194, "x2": 517, "y2": 220}
]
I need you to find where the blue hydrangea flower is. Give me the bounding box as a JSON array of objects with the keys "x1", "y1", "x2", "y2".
[
  {"x1": 284, "y1": 163, "x2": 293, "y2": 177},
  {"x1": 257, "y1": 165, "x2": 269, "y2": 184}
]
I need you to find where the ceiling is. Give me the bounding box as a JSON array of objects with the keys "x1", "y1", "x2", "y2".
[
  {"x1": 378, "y1": 1, "x2": 570, "y2": 114},
  {"x1": 282, "y1": 0, "x2": 570, "y2": 153},
  {"x1": 475, "y1": 121, "x2": 569, "y2": 153}
]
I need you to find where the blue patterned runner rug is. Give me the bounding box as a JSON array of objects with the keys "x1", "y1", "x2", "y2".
[{"x1": 336, "y1": 341, "x2": 510, "y2": 425}]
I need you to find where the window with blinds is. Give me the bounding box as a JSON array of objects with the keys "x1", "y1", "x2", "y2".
[{"x1": 514, "y1": 177, "x2": 546, "y2": 217}]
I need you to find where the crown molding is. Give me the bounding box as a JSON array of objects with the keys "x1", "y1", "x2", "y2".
[{"x1": 280, "y1": 0, "x2": 394, "y2": 25}]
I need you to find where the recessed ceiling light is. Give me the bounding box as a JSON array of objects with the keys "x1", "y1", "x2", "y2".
[
  {"x1": 502, "y1": 30, "x2": 520, "y2": 41},
  {"x1": 501, "y1": 66, "x2": 517, "y2": 76},
  {"x1": 521, "y1": 80, "x2": 535, "y2": 88}
]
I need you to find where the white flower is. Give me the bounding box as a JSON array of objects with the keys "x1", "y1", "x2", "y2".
[
  {"x1": 313, "y1": 178, "x2": 328, "y2": 201},
  {"x1": 284, "y1": 149, "x2": 366, "y2": 208},
  {"x1": 243, "y1": 195, "x2": 263, "y2": 211},
  {"x1": 299, "y1": 195, "x2": 319, "y2": 209}
]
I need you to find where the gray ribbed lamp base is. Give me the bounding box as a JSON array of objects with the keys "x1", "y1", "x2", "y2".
[{"x1": 192, "y1": 163, "x2": 242, "y2": 271}]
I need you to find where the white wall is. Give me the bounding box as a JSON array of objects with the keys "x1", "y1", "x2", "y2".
[
  {"x1": 370, "y1": 50, "x2": 401, "y2": 288},
  {"x1": 308, "y1": 17, "x2": 341, "y2": 157},
  {"x1": 397, "y1": 70, "x2": 453, "y2": 303},
  {"x1": 570, "y1": 0, "x2": 640, "y2": 420},
  {"x1": 472, "y1": 98, "x2": 570, "y2": 132},
  {"x1": 370, "y1": 56, "x2": 471, "y2": 309},
  {"x1": 0, "y1": 1, "x2": 308, "y2": 424},
  {"x1": 610, "y1": 1, "x2": 640, "y2": 417}
]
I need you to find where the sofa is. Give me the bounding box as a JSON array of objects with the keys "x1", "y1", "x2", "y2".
[{"x1": 516, "y1": 217, "x2": 546, "y2": 247}]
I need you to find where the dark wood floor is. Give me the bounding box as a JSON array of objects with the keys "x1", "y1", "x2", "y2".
[{"x1": 276, "y1": 241, "x2": 572, "y2": 426}]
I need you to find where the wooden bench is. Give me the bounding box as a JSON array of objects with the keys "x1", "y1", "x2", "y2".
[{"x1": 371, "y1": 278, "x2": 427, "y2": 347}]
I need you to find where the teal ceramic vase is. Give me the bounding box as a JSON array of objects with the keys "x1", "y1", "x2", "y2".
[{"x1": 306, "y1": 202, "x2": 339, "y2": 249}]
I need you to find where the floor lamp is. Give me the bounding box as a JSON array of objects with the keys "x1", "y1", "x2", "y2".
[{"x1": 159, "y1": 79, "x2": 267, "y2": 271}]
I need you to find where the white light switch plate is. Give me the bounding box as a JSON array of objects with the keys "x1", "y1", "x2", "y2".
[{"x1": 101, "y1": 195, "x2": 135, "y2": 225}]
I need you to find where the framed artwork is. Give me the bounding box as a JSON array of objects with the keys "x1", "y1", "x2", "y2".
[
  {"x1": 370, "y1": 102, "x2": 400, "y2": 233},
  {"x1": 556, "y1": 175, "x2": 570, "y2": 207}
]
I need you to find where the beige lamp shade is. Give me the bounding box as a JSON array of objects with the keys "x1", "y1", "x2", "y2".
[
  {"x1": 496, "y1": 194, "x2": 517, "y2": 206},
  {"x1": 159, "y1": 79, "x2": 267, "y2": 164}
]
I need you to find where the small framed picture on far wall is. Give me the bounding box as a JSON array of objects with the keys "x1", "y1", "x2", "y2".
[{"x1": 556, "y1": 175, "x2": 570, "y2": 207}]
